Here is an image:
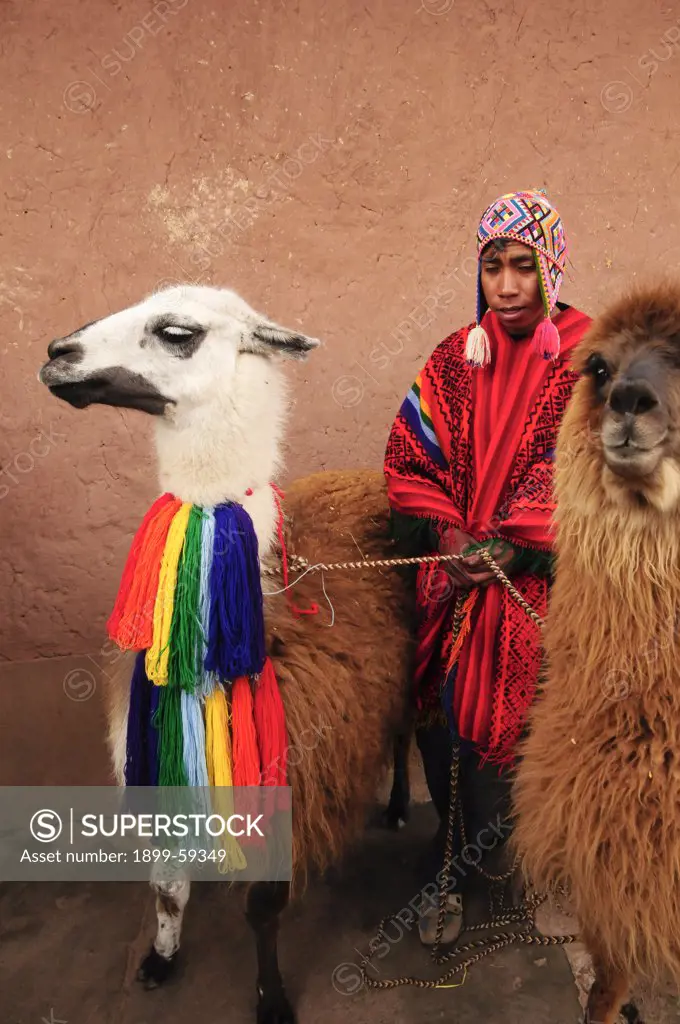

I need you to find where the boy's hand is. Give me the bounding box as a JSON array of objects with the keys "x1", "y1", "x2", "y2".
[
  {"x1": 439, "y1": 529, "x2": 514, "y2": 588},
  {"x1": 437, "y1": 528, "x2": 478, "y2": 587},
  {"x1": 459, "y1": 540, "x2": 514, "y2": 586}
]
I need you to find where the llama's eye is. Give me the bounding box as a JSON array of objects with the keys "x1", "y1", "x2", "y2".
[
  {"x1": 158, "y1": 325, "x2": 195, "y2": 341},
  {"x1": 584, "y1": 354, "x2": 611, "y2": 388}
]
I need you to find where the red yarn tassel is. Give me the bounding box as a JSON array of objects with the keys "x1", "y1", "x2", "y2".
[
  {"x1": 107, "y1": 493, "x2": 175, "y2": 640},
  {"x1": 270, "y1": 483, "x2": 319, "y2": 618},
  {"x1": 254, "y1": 657, "x2": 289, "y2": 816},
  {"x1": 254, "y1": 658, "x2": 288, "y2": 785},
  {"x1": 231, "y1": 676, "x2": 264, "y2": 846},
  {"x1": 231, "y1": 677, "x2": 261, "y2": 785}
]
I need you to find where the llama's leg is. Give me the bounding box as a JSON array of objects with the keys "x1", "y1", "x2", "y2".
[
  {"x1": 583, "y1": 943, "x2": 630, "y2": 1024},
  {"x1": 384, "y1": 731, "x2": 411, "y2": 828},
  {"x1": 245, "y1": 881, "x2": 294, "y2": 1024},
  {"x1": 137, "y1": 867, "x2": 191, "y2": 989}
]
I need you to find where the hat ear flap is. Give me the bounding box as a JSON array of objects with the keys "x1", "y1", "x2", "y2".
[
  {"x1": 476, "y1": 257, "x2": 490, "y2": 322},
  {"x1": 535, "y1": 249, "x2": 552, "y2": 319},
  {"x1": 531, "y1": 250, "x2": 561, "y2": 361}
]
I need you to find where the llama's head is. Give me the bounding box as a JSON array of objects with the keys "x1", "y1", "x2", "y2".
[
  {"x1": 38, "y1": 285, "x2": 320, "y2": 417},
  {"x1": 559, "y1": 282, "x2": 680, "y2": 515}
]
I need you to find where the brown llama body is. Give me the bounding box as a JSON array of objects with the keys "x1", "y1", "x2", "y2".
[{"x1": 513, "y1": 283, "x2": 680, "y2": 1017}]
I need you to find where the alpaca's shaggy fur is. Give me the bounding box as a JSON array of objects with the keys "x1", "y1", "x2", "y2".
[
  {"x1": 512, "y1": 282, "x2": 680, "y2": 990},
  {"x1": 104, "y1": 466, "x2": 415, "y2": 895}
]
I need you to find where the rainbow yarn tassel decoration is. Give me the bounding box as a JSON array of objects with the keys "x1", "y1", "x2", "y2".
[{"x1": 111, "y1": 493, "x2": 290, "y2": 869}]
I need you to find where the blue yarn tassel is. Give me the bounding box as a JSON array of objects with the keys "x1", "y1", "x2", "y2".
[
  {"x1": 205, "y1": 503, "x2": 266, "y2": 679},
  {"x1": 181, "y1": 691, "x2": 210, "y2": 786},
  {"x1": 198, "y1": 509, "x2": 217, "y2": 697},
  {"x1": 180, "y1": 691, "x2": 213, "y2": 854},
  {"x1": 124, "y1": 651, "x2": 151, "y2": 786},
  {"x1": 147, "y1": 682, "x2": 160, "y2": 786}
]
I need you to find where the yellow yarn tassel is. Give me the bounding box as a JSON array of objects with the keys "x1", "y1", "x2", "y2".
[
  {"x1": 205, "y1": 687, "x2": 247, "y2": 873},
  {"x1": 146, "y1": 503, "x2": 192, "y2": 685}
]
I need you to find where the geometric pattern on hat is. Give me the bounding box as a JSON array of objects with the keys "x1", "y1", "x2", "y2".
[{"x1": 476, "y1": 189, "x2": 567, "y2": 320}]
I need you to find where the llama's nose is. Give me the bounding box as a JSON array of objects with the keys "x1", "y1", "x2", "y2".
[
  {"x1": 47, "y1": 336, "x2": 83, "y2": 362},
  {"x1": 608, "y1": 379, "x2": 660, "y2": 417}
]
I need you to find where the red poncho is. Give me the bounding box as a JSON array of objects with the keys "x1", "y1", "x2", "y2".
[{"x1": 384, "y1": 306, "x2": 591, "y2": 765}]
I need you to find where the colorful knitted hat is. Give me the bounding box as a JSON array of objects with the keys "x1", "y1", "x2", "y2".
[{"x1": 465, "y1": 188, "x2": 567, "y2": 368}]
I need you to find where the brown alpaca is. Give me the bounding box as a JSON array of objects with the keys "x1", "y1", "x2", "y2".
[
  {"x1": 512, "y1": 281, "x2": 680, "y2": 1023},
  {"x1": 38, "y1": 285, "x2": 416, "y2": 1024}
]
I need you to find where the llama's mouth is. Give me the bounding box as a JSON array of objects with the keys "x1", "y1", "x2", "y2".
[
  {"x1": 602, "y1": 440, "x2": 664, "y2": 479},
  {"x1": 41, "y1": 366, "x2": 173, "y2": 416}
]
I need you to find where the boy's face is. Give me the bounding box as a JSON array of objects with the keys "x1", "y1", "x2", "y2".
[{"x1": 479, "y1": 240, "x2": 546, "y2": 336}]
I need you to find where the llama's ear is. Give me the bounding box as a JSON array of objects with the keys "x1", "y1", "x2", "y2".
[{"x1": 246, "y1": 319, "x2": 321, "y2": 360}]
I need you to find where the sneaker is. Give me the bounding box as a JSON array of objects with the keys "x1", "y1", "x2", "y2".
[{"x1": 417, "y1": 892, "x2": 463, "y2": 945}]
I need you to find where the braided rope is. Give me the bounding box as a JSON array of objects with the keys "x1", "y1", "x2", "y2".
[
  {"x1": 360, "y1": 739, "x2": 578, "y2": 993},
  {"x1": 475, "y1": 547, "x2": 545, "y2": 628},
  {"x1": 262, "y1": 547, "x2": 544, "y2": 625},
  {"x1": 261, "y1": 550, "x2": 466, "y2": 574}
]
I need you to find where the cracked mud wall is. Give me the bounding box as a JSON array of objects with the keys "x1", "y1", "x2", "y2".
[{"x1": 1, "y1": 0, "x2": 679, "y2": 778}]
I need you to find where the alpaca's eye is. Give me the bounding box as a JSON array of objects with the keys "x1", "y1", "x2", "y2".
[
  {"x1": 584, "y1": 354, "x2": 611, "y2": 388},
  {"x1": 158, "y1": 325, "x2": 195, "y2": 342}
]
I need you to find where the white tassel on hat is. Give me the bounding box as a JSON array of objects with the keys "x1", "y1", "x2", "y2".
[{"x1": 465, "y1": 324, "x2": 491, "y2": 368}]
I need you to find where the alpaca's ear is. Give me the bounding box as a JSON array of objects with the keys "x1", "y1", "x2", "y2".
[{"x1": 245, "y1": 319, "x2": 321, "y2": 360}]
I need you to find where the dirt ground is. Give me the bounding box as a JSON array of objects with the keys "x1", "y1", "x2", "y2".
[
  {"x1": 1, "y1": 803, "x2": 582, "y2": 1024},
  {"x1": 2, "y1": 796, "x2": 679, "y2": 1023}
]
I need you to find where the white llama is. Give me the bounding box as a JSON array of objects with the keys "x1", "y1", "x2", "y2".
[{"x1": 38, "y1": 285, "x2": 415, "y2": 1024}]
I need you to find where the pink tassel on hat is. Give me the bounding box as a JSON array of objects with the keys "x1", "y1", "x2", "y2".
[
  {"x1": 465, "y1": 324, "x2": 491, "y2": 368},
  {"x1": 532, "y1": 317, "x2": 561, "y2": 361}
]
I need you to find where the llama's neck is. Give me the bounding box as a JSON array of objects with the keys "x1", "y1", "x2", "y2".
[
  {"x1": 153, "y1": 354, "x2": 288, "y2": 558},
  {"x1": 549, "y1": 490, "x2": 680, "y2": 696},
  {"x1": 555, "y1": 440, "x2": 680, "y2": 592}
]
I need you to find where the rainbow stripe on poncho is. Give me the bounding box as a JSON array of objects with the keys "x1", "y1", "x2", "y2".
[{"x1": 107, "y1": 492, "x2": 288, "y2": 805}]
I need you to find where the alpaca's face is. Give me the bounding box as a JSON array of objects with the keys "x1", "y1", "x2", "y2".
[
  {"x1": 568, "y1": 284, "x2": 680, "y2": 507},
  {"x1": 583, "y1": 343, "x2": 673, "y2": 480},
  {"x1": 38, "y1": 285, "x2": 319, "y2": 415}
]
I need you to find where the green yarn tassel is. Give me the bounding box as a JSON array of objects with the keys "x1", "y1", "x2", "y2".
[
  {"x1": 155, "y1": 686, "x2": 188, "y2": 787},
  {"x1": 168, "y1": 505, "x2": 205, "y2": 693},
  {"x1": 155, "y1": 506, "x2": 206, "y2": 788}
]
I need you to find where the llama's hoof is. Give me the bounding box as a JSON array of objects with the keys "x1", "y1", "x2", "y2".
[
  {"x1": 256, "y1": 987, "x2": 296, "y2": 1024},
  {"x1": 137, "y1": 946, "x2": 177, "y2": 989},
  {"x1": 382, "y1": 812, "x2": 407, "y2": 830},
  {"x1": 381, "y1": 801, "x2": 409, "y2": 830}
]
